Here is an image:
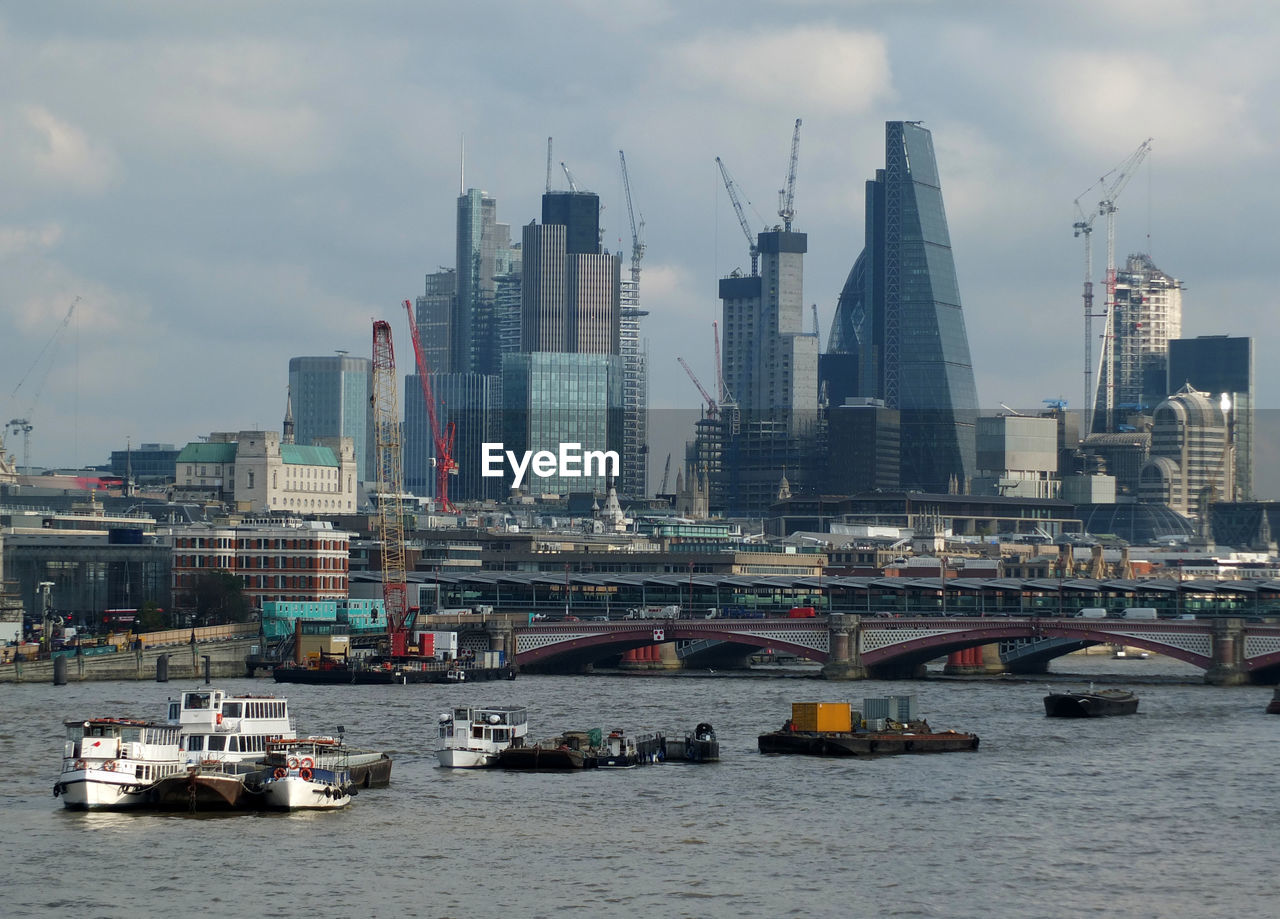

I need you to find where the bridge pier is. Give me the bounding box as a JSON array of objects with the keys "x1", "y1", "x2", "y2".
[
  {"x1": 944, "y1": 644, "x2": 1006, "y2": 676},
  {"x1": 1204, "y1": 619, "x2": 1249, "y2": 686},
  {"x1": 821, "y1": 615, "x2": 867, "y2": 681}
]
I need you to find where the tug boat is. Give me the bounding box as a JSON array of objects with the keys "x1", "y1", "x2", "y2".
[
  {"x1": 436, "y1": 705, "x2": 529, "y2": 768},
  {"x1": 1044, "y1": 687, "x2": 1140, "y2": 718},
  {"x1": 595, "y1": 729, "x2": 666, "y2": 768},
  {"x1": 260, "y1": 737, "x2": 354, "y2": 810},
  {"x1": 55, "y1": 718, "x2": 186, "y2": 810},
  {"x1": 665, "y1": 723, "x2": 720, "y2": 763}
]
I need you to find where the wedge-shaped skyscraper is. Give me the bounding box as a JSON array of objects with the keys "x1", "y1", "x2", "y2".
[{"x1": 828, "y1": 121, "x2": 979, "y2": 492}]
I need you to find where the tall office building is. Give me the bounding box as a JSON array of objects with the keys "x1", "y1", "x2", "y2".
[
  {"x1": 619, "y1": 271, "x2": 649, "y2": 499},
  {"x1": 455, "y1": 189, "x2": 515, "y2": 375},
  {"x1": 416, "y1": 269, "x2": 455, "y2": 374},
  {"x1": 720, "y1": 229, "x2": 820, "y2": 427},
  {"x1": 828, "y1": 121, "x2": 980, "y2": 493},
  {"x1": 288, "y1": 355, "x2": 374, "y2": 482},
  {"x1": 501, "y1": 190, "x2": 624, "y2": 497},
  {"x1": 1168, "y1": 335, "x2": 1252, "y2": 499},
  {"x1": 404, "y1": 371, "x2": 501, "y2": 502},
  {"x1": 717, "y1": 227, "x2": 821, "y2": 515},
  {"x1": 1138, "y1": 385, "x2": 1229, "y2": 517},
  {"x1": 1091, "y1": 253, "x2": 1183, "y2": 433}
]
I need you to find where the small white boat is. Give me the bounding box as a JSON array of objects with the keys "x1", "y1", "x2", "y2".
[
  {"x1": 165, "y1": 688, "x2": 295, "y2": 765},
  {"x1": 260, "y1": 738, "x2": 353, "y2": 810},
  {"x1": 55, "y1": 718, "x2": 186, "y2": 811},
  {"x1": 436, "y1": 706, "x2": 529, "y2": 768}
]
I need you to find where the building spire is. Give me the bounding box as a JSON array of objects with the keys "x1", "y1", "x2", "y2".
[{"x1": 283, "y1": 384, "x2": 296, "y2": 445}]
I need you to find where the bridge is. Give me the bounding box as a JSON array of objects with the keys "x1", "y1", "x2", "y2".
[{"x1": 505, "y1": 615, "x2": 1280, "y2": 685}]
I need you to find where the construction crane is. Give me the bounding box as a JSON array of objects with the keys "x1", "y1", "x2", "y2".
[
  {"x1": 545, "y1": 137, "x2": 553, "y2": 193},
  {"x1": 678, "y1": 357, "x2": 718, "y2": 419},
  {"x1": 372, "y1": 319, "x2": 410, "y2": 657},
  {"x1": 716, "y1": 157, "x2": 759, "y2": 276},
  {"x1": 660, "y1": 453, "x2": 672, "y2": 494},
  {"x1": 777, "y1": 117, "x2": 802, "y2": 232},
  {"x1": 403, "y1": 299, "x2": 458, "y2": 513},
  {"x1": 561, "y1": 162, "x2": 579, "y2": 193},
  {"x1": 619, "y1": 150, "x2": 645, "y2": 285},
  {"x1": 6, "y1": 296, "x2": 79, "y2": 470},
  {"x1": 1090, "y1": 139, "x2": 1152, "y2": 432}
]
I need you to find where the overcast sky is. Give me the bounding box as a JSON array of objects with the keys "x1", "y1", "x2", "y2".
[{"x1": 3, "y1": 1, "x2": 1279, "y2": 493}]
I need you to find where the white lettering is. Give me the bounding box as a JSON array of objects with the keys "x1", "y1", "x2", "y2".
[
  {"x1": 507, "y1": 449, "x2": 533, "y2": 489},
  {"x1": 481, "y1": 444, "x2": 505, "y2": 478},
  {"x1": 559, "y1": 442, "x2": 581, "y2": 477},
  {"x1": 480, "y1": 443, "x2": 622, "y2": 489},
  {"x1": 583, "y1": 449, "x2": 620, "y2": 479},
  {"x1": 531, "y1": 451, "x2": 557, "y2": 478}
]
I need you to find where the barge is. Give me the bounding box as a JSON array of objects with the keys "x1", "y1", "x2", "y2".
[
  {"x1": 1043, "y1": 687, "x2": 1139, "y2": 718},
  {"x1": 757, "y1": 701, "x2": 979, "y2": 758}
]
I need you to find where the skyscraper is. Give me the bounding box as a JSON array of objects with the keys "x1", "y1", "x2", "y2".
[
  {"x1": 1091, "y1": 253, "x2": 1183, "y2": 434},
  {"x1": 500, "y1": 190, "x2": 623, "y2": 496},
  {"x1": 1168, "y1": 335, "x2": 1252, "y2": 499},
  {"x1": 287, "y1": 355, "x2": 374, "y2": 482},
  {"x1": 828, "y1": 120, "x2": 979, "y2": 492},
  {"x1": 455, "y1": 189, "x2": 515, "y2": 375}
]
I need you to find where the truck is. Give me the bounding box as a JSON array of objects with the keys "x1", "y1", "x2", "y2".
[
  {"x1": 787, "y1": 606, "x2": 817, "y2": 618},
  {"x1": 1123, "y1": 607, "x2": 1159, "y2": 620},
  {"x1": 1076, "y1": 608, "x2": 1108, "y2": 619}
]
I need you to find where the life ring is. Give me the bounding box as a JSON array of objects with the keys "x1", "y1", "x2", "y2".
[
  {"x1": 103, "y1": 761, "x2": 116, "y2": 772},
  {"x1": 299, "y1": 756, "x2": 315, "y2": 769},
  {"x1": 298, "y1": 767, "x2": 313, "y2": 782},
  {"x1": 74, "y1": 759, "x2": 86, "y2": 770},
  {"x1": 273, "y1": 766, "x2": 287, "y2": 779},
  {"x1": 286, "y1": 756, "x2": 300, "y2": 769},
  {"x1": 216, "y1": 713, "x2": 223, "y2": 725}
]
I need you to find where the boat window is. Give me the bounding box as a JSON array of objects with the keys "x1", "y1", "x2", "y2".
[
  {"x1": 222, "y1": 702, "x2": 242, "y2": 719},
  {"x1": 66, "y1": 725, "x2": 85, "y2": 741},
  {"x1": 493, "y1": 729, "x2": 509, "y2": 743},
  {"x1": 206, "y1": 736, "x2": 226, "y2": 751},
  {"x1": 168, "y1": 702, "x2": 180, "y2": 720},
  {"x1": 186, "y1": 692, "x2": 212, "y2": 710},
  {"x1": 121, "y1": 727, "x2": 142, "y2": 744},
  {"x1": 187, "y1": 735, "x2": 204, "y2": 751},
  {"x1": 228, "y1": 737, "x2": 240, "y2": 752}
]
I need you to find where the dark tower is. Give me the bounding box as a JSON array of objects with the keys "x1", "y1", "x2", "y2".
[{"x1": 828, "y1": 121, "x2": 979, "y2": 492}]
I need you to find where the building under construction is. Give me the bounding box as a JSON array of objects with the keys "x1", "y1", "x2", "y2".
[{"x1": 1090, "y1": 253, "x2": 1183, "y2": 434}]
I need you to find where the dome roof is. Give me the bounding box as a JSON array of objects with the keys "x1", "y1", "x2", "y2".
[{"x1": 1076, "y1": 502, "x2": 1194, "y2": 545}]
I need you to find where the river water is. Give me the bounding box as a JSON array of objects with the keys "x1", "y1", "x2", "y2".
[{"x1": 2, "y1": 654, "x2": 1276, "y2": 919}]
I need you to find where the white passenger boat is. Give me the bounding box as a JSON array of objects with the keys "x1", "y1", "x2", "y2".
[
  {"x1": 165, "y1": 688, "x2": 295, "y2": 765},
  {"x1": 260, "y1": 737, "x2": 354, "y2": 810},
  {"x1": 436, "y1": 705, "x2": 529, "y2": 768},
  {"x1": 55, "y1": 717, "x2": 185, "y2": 811}
]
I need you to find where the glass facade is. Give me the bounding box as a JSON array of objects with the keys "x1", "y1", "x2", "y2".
[
  {"x1": 828, "y1": 121, "x2": 979, "y2": 492},
  {"x1": 501, "y1": 353, "x2": 622, "y2": 496},
  {"x1": 404, "y1": 371, "x2": 502, "y2": 502},
  {"x1": 1167, "y1": 336, "x2": 1252, "y2": 500},
  {"x1": 288, "y1": 356, "x2": 374, "y2": 482}
]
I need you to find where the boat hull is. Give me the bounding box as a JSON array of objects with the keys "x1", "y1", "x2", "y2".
[
  {"x1": 345, "y1": 752, "x2": 393, "y2": 787},
  {"x1": 1267, "y1": 688, "x2": 1280, "y2": 715},
  {"x1": 261, "y1": 773, "x2": 353, "y2": 810},
  {"x1": 497, "y1": 746, "x2": 593, "y2": 770},
  {"x1": 57, "y1": 771, "x2": 157, "y2": 811},
  {"x1": 1044, "y1": 692, "x2": 1139, "y2": 717},
  {"x1": 272, "y1": 665, "x2": 517, "y2": 685},
  {"x1": 437, "y1": 748, "x2": 499, "y2": 768},
  {"x1": 757, "y1": 730, "x2": 980, "y2": 757},
  {"x1": 146, "y1": 766, "x2": 265, "y2": 812}
]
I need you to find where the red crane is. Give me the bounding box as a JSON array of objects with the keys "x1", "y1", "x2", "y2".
[
  {"x1": 678, "y1": 357, "x2": 718, "y2": 419},
  {"x1": 402, "y1": 299, "x2": 458, "y2": 512}
]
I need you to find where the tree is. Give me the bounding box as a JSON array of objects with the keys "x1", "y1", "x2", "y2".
[
  {"x1": 137, "y1": 601, "x2": 166, "y2": 632},
  {"x1": 192, "y1": 571, "x2": 251, "y2": 626}
]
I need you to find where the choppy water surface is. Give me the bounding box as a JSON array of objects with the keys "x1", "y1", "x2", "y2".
[{"x1": 2, "y1": 654, "x2": 1276, "y2": 919}]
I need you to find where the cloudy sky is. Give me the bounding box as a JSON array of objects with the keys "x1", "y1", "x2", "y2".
[{"x1": 3, "y1": 1, "x2": 1278, "y2": 491}]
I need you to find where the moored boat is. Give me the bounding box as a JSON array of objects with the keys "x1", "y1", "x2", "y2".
[
  {"x1": 436, "y1": 705, "x2": 529, "y2": 768},
  {"x1": 1043, "y1": 687, "x2": 1139, "y2": 718},
  {"x1": 55, "y1": 717, "x2": 186, "y2": 810},
  {"x1": 497, "y1": 729, "x2": 601, "y2": 770},
  {"x1": 165, "y1": 688, "x2": 294, "y2": 765},
  {"x1": 757, "y1": 702, "x2": 979, "y2": 757},
  {"x1": 272, "y1": 659, "x2": 516, "y2": 685},
  {"x1": 595, "y1": 728, "x2": 666, "y2": 768},
  {"x1": 665, "y1": 722, "x2": 720, "y2": 763},
  {"x1": 145, "y1": 760, "x2": 268, "y2": 812},
  {"x1": 260, "y1": 737, "x2": 354, "y2": 810},
  {"x1": 1267, "y1": 687, "x2": 1280, "y2": 715}
]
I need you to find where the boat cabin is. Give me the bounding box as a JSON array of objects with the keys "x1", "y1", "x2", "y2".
[
  {"x1": 63, "y1": 718, "x2": 183, "y2": 783},
  {"x1": 438, "y1": 706, "x2": 529, "y2": 748},
  {"x1": 166, "y1": 690, "x2": 295, "y2": 763}
]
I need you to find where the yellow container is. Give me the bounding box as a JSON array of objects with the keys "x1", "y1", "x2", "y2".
[{"x1": 791, "y1": 702, "x2": 852, "y2": 733}]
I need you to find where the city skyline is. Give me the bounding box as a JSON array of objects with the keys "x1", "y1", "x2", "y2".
[{"x1": 3, "y1": 3, "x2": 1280, "y2": 494}]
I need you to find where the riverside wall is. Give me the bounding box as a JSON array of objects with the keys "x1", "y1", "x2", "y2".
[{"x1": 0, "y1": 638, "x2": 260, "y2": 684}]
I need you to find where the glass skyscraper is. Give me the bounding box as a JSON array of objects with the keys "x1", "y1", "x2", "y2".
[
  {"x1": 288, "y1": 355, "x2": 374, "y2": 482},
  {"x1": 828, "y1": 121, "x2": 979, "y2": 492}
]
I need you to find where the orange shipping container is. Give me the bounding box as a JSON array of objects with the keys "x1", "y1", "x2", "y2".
[{"x1": 791, "y1": 702, "x2": 852, "y2": 733}]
